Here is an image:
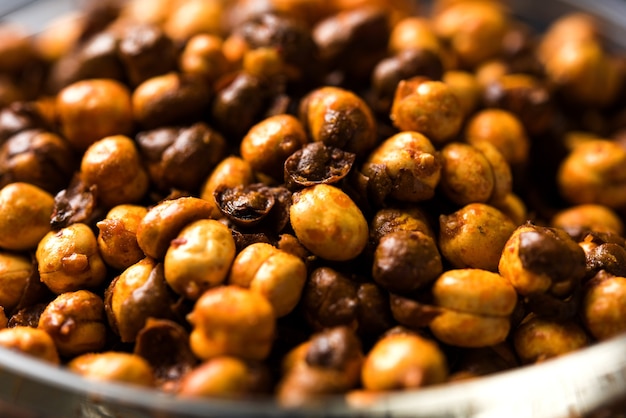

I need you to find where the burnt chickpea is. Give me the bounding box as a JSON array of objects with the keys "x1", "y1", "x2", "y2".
[
  {"x1": 37, "y1": 290, "x2": 106, "y2": 357},
  {"x1": 429, "y1": 268, "x2": 518, "y2": 348},
  {"x1": 551, "y1": 204, "x2": 624, "y2": 236},
  {"x1": 290, "y1": 184, "x2": 368, "y2": 262},
  {"x1": 465, "y1": 109, "x2": 530, "y2": 166},
  {"x1": 582, "y1": 271, "x2": 626, "y2": 341},
  {"x1": 361, "y1": 331, "x2": 447, "y2": 391},
  {"x1": 240, "y1": 114, "x2": 309, "y2": 181},
  {"x1": 199, "y1": 156, "x2": 255, "y2": 219},
  {"x1": 68, "y1": 351, "x2": 154, "y2": 387},
  {"x1": 557, "y1": 140, "x2": 626, "y2": 209},
  {"x1": 188, "y1": 285, "x2": 275, "y2": 361},
  {"x1": 513, "y1": 314, "x2": 589, "y2": 364},
  {"x1": 80, "y1": 135, "x2": 149, "y2": 208},
  {"x1": 0, "y1": 182, "x2": 54, "y2": 251},
  {"x1": 442, "y1": 70, "x2": 481, "y2": 117},
  {"x1": 299, "y1": 86, "x2": 377, "y2": 158},
  {"x1": 163, "y1": 0, "x2": 224, "y2": 42},
  {"x1": 97, "y1": 204, "x2": 148, "y2": 271},
  {"x1": 36, "y1": 223, "x2": 107, "y2": 295},
  {"x1": 0, "y1": 326, "x2": 59, "y2": 364},
  {"x1": 439, "y1": 203, "x2": 517, "y2": 272},
  {"x1": 56, "y1": 79, "x2": 133, "y2": 151},
  {"x1": 390, "y1": 78, "x2": 463, "y2": 145},
  {"x1": 363, "y1": 131, "x2": 442, "y2": 203},
  {"x1": 164, "y1": 219, "x2": 236, "y2": 300},
  {"x1": 180, "y1": 34, "x2": 229, "y2": 82},
  {"x1": 0, "y1": 252, "x2": 34, "y2": 313}
]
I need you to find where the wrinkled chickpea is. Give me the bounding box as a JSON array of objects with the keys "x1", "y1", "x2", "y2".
[
  {"x1": 199, "y1": 156, "x2": 255, "y2": 219},
  {"x1": 96, "y1": 204, "x2": 148, "y2": 271},
  {"x1": 0, "y1": 326, "x2": 60, "y2": 364},
  {"x1": 68, "y1": 351, "x2": 154, "y2": 387}
]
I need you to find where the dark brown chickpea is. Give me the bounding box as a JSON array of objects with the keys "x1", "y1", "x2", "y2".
[
  {"x1": 551, "y1": 204, "x2": 624, "y2": 236},
  {"x1": 187, "y1": 285, "x2": 275, "y2": 361},
  {"x1": 37, "y1": 290, "x2": 106, "y2": 357},
  {"x1": 0, "y1": 252, "x2": 35, "y2": 313},
  {"x1": 80, "y1": 135, "x2": 149, "y2": 208},
  {"x1": 68, "y1": 351, "x2": 154, "y2": 387},
  {"x1": 0, "y1": 326, "x2": 60, "y2": 364},
  {"x1": 557, "y1": 139, "x2": 626, "y2": 209},
  {"x1": 449, "y1": 343, "x2": 518, "y2": 381},
  {"x1": 179, "y1": 34, "x2": 230, "y2": 82},
  {"x1": 36, "y1": 223, "x2": 107, "y2": 295},
  {"x1": 132, "y1": 72, "x2": 212, "y2": 130},
  {"x1": 0, "y1": 25, "x2": 37, "y2": 73},
  {"x1": 439, "y1": 203, "x2": 517, "y2": 272},
  {"x1": 56, "y1": 79, "x2": 133, "y2": 151},
  {"x1": 390, "y1": 78, "x2": 463, "y2": 145},
  {"x1": 582, "y1": 271, "x2": 626, "y2": 341},
  {"x1": 283, "y1": 142, "x2": 356, "y2": 190},
  {"x1": 199, "y1": 156, "x2": 255, "y2": 219},
  {"x1": 96, "y1": 204, "x2": 148, "y2": 271},
  {"x1": 513, "y1": 314, "x2": 589, "y2": 364},
  {"x1": 240, "y1": 114, "x2": 309, "y2": 181}
]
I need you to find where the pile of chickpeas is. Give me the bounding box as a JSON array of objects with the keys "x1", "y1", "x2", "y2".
[{"x1": 0, "y1": 0, "x2": 626, "y2": 409}]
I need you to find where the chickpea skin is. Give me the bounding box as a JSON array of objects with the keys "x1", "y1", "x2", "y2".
[
  {"x1": 200, "y1": 156, "x2": 255, "y2": 219},
  {"x1": 290, "y1": 184, "x2": 368, "y2": 262},
  {"x1": 36, "y1": 223, "x2": 107, "y2": 295},
  {"x1": 187, "y1": 285, "x2": 275, "y2": 361},
  {"x1": 0, "y1": 182, "x2": 54, "y2": 251},
  {"x1": 97, "y1": 204, "x2": 148, "y2": 271},
  {"x1": 0, "y1": 326, "x2": 60, "y2": 364},
  {"x1": 68, "y1": 351, "x2": 154, "y2": 387},
  {"x1": 164, "y1": 219, "x2": 236, "y2": 300}
]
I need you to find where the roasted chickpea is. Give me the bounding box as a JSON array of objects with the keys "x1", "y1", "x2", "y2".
[
  {"x1": 96, "y1": 204, "x2": 148, "y2": 270},
  {"x1": 163, "y1": 0, "x2": 224, "y2": 41},
  {"x1": 390, "y1": 78, "x2": 463, "y2": 145},
  {"x1": 361, "y1": 331, "x2": 447, "y2": 391},
  {"x1": 388, "y1": 17, "x2": 442, "y2": 56},
  {"x1": 439, "y1": 203, "x2": 517, "y2": 272},
  {"x1": 551, "y1": 204, "x2": 624, "y2": 236},
  {"x1": 187, "y1": 285, "x2": 275, "y2": 361},
  {"x1": 0, "y1": 252, "x2": 34, "y2": 313},
  {"x1": 164, "y1": 219, "x2": 236, "y2": 300},
  {"x1": 68, "y1": 351, "x2": 154, "y2": 387},
  {"x1": 290, "y1": 184, "x2": 368, "y2": 261},
  {"x1": 179, "y1": 34, "x2": 229, "y2": 82},
  {"x1": 537, "y1": 12, "x2": 599, "y2": 63},
  {"x1": 36, "y1": 223, "x2": 107, "y2": 295},
  {"x1": 199, "y1": 156, "x2": 255, "y2": 219},
  {"x1": 240, "y1": 114, "x2": 309, "y2": 181},
  {"x1": 442, "y1": 70, "x2": 481, "y2": 117},
  {"x1": 0, "y1": 182, "x2": 54, "y2": 251},
  {"x1": 228, "y1": 243, "x2": 306, "y2": 317},
  {"x1": 37, "y1": 290, "x2": 106, "y2": 357},
  {"x1": 0, "y1": 326, "x2": 59, "y2": 364},
  {"x1": 492, "y1": 192, "x2": 528, "y2": 226},
  {"x1": 429, "y1": 268, "x2": 518, "y2": 348},
  {"x1": 582, "y1": 271, "x2": 626, "y2": 341},
  {"x1": 56, "y1": 79, "x2": 133, "y2": 151}
]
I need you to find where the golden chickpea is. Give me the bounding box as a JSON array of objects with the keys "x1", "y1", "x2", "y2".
[
  {"x1": 0, "y1": 307, "x2": 7, "y2": 329},
  {"x1": 0, "y1": 252, "x2": 34, "y2": 312},
  {"x1": 97, "y1": 204, "x2": 148, "y2": 270},
  {"x1": 492, "y1": 192, "x2": 528, "y2": 226},
  {"x1": 0, "y1": 182, "x2": 54, "y2": 251},
  {"x1": 513, "y1": 314, "x2": 589, "y2": 364},
  {"x1": 37, "y1": 290, "x2": 106, "y2": 357},
  {"x1": 56, "y1": 79, "x2": 133, "y2": 151},
  {"x1": 388, "y1": 17, "x2": 442, "y2": 56},
  {"x1": 179, "y1": 34, "x2": 229, "y2": 82},
  {"x1": 200, "y1": 156, "x2": 255, "y2": 219},
  {"x1": 68, "y1": 351, "x2": 154, "y2": 387},
  {"x1": 537, "y1": 12, "x2": 599, "y2": 63},
  {"x1": 229, "y1": 242, "x2": 307, "y2": 317},
  {"x1": 465, "y1": 109, "x2": 530, "y2": 166},
  {"x1": 36, "y1": 223, "x2": 107, "y2": 295},
  {"x1": 290, "y1": 184, "x2": 368, "y2": 261},
  {"x1": 439, "y1": 203, "x2": 517, "y2": 272},
  {"x1": 363, "y1": 131, "x2": 442, "y2": 203},
  {"x1": 551, "y1": 204, "x2": 624, "y2": 236},
  {"x1": 557, "y1": 140, "x2": 626, "y2": 209},
  {"x1": 582, "y1": 272, "x2": 626, "y2": 341},
  {"x1": 240, "y1": 114, "x2": 309, "y2": 181},
  {"x1": 80, "y1": 135, "x2": 149, "y2": 208},
  {"x1": 164, "y1": 0, "x2": 224, "y2": 41},
  {"x1": 361, "y1": 331, "x2": 447, "y2": 391},
  {"x1": 0, "y1": 326, "x2": 59, "y2": 364},
  {"x1": 439, "y1": 142, "x2": 494, "y2": 205},
  {"x1": 119, "y1": 0, "x2": 174, "y2": 26},
  {"x1": 187, "y1": 285, "x2": 275, "y2": 361},
  {"x1": 390, "y1": 78, "x2": 463, "y2": 145},
  {"x1": 370, "y1": 206, "x2": 435, "y2": 244},
  {"x1": 164, "y1": 219, "x2": 236, "y2": 300},
  {"x1": 442, "y1": 70, "x2": 481, "y2": 117}
]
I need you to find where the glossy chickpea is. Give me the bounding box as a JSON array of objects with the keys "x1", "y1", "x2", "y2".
[
  {"x1": 582, "y1": 271, "x2": 626, "y2": 341},
  {"x1": 37, "y1": 290, "x2": 106, "y2": 357},
  {"x1": 179, "y1": 34, "x2": 229, "y2": 82},
  {"x1": 240, "y1": 114, "x2": 309, "y2": 181},
  {"x1": 442, "y1": 70, "x2": 481, "y2": 117},
  {"x1": 390, "y1": 78, "x2": 463, "y2": 145},
  {"x1": 362, "y1": 131, "x2": 442, "y2": 203},
  {"x1": 429, "y1": 268, "x2": 518, "y2": 347},
  {"x1": 187, "y1": 285, "x2": 275, "y2": 361},
  {"x1": 0, "y1": 25, "x2": 37, "y2": 73},
  {"x1": 163, "y1": 0, "x2": 224, "y2": 42},
  {"x1": 80, "y1": 135, "x2": 149, "y2": 208},
  {"x1": 199, "y1": 156, "x2": 255, "y2": 219},
  {"x1": 513, "y1": 314, "x2": 589, "y2": 364},
  {"x1": 136, "y1": 196, "x2": 213, "y2": 260},
  {"x1": 119, "y1": 0, "x2": 173, "y2": 26},
  {"x1": 557, "y1": 140, "x2": 626, "y2": 209},
  {"x1": 0, "y1": 252, "x2": 36, "y2": 314},
  {"x1": 36, "y1": 223, "x2": 107, "y2": 295},
  {"x1": 551, "y1": 204, "x2": 624, "y2": 236},
  {"x1": 464, "y1": 109, "x2": 530, "y2": 166},
  {"x1": 0, "y1": 326, "x2": 59, "y2": 364},
  {"x1": 537, "y1": 12, "x2": 599, "y2": 63},
  {"x1": 164, "y1": 219, "x2": 236, "y2": 300},
  {"x1": 388, "y1": 17, "x2": 442, "y2": 56},
  {"x1": 242, "y1": 47, "x2": 286, "y2": 81},
  {"x1": 290, "y1": 184, "x2": 368, "y2": 262},
  {"x1": 361, "y1": 331, "x2": 447, "y2": 391},
  {"x1": 439, "y1": 203, "x2": 517, "y2": 272},
  {"x1": 97, "y1": 204, "x2": 148, "y2": 271},
  {"x1": 299, "y1": 86, "x2": 377, "y2": 158},
  {"x1": 0, "y1": 182, "x2": 54, "y2": 251},
  {"x1": 68, "y1": 351, "x2": 154, "y2": 387},
  {"x1": 56, "y1": 79, "x2": 133, "y2": 151}
]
